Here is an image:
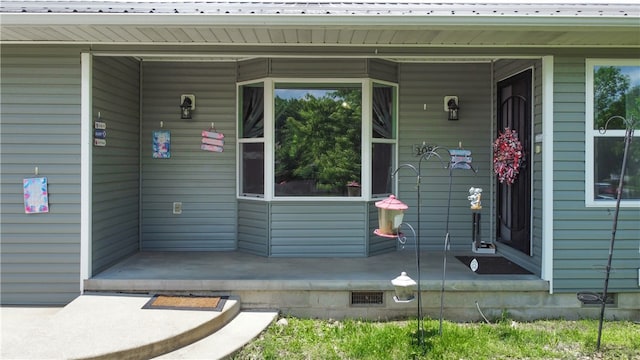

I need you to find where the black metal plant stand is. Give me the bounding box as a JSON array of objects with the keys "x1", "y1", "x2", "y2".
[
  {"x1": 388, "y1": 145, "x2": 447, "y2": 345},
  {"x1": 390, "y1": 143, "x2": 477, "y2": 339},
  {"x1": 391, "y1": 223, "x2": 423, "y2": 346},
  {"x1": 578, "y1": 115, "x2": 637, "y2": 350},
  {"x1": 439, "y1": 148, "x2": 477, "y2": 335}
]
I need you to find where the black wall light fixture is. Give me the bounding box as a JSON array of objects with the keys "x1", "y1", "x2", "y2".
[
  {"x1": 180, "y1": 94, "x2": 195, "y2": 119},
  {"x1": 445, "y1": 96, "x2": 459, "y2": 121}
]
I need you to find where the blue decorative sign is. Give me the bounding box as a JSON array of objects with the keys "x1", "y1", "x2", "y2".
[{"x1": 94, "y1": 129, "x2": 107, "y2": 139}]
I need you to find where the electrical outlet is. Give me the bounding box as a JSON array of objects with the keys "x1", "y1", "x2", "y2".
[{"x1": 173, "y1": 202, "x2": 182, "y2": 215}]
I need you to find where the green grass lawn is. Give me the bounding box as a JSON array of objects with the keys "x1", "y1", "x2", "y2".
[{"x1": 233, "y1": 316, "x2": 639, "y2": 359}]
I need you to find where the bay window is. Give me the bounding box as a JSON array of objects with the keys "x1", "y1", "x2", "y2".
[{"x1": 238, "y1": 79, "x2": 397, "y2": 200}]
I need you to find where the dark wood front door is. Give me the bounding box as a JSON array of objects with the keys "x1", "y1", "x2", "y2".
[{"x1": 497, "y1": 69, "x2": 532, "y2": 255}]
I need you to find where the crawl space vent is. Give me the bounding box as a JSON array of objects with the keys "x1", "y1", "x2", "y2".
[{"x1": 351, "y1": 291, "x2": 384, "y2": 306}]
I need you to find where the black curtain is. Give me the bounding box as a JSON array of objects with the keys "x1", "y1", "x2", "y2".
[
  {"x1": 372, "y1": 86, "x2": 392, "y2": 139},
  {"x1": 242, "y1": 86, "x2": 264, "y2": 138}
]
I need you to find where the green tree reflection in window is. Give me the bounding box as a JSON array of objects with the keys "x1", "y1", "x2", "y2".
[
  {"x1": 593, "y1": 65, "x2": 640, "y2": 201},
  {"x1": 594, "y1": 66, "x2": 640, "y2": 130},
  {"x1": 275, "y1": 86, "x2": 362, "y2": 196}
]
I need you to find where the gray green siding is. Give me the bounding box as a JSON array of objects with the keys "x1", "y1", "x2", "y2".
[
  {"x1": 237, "y1": 58, "x2": 397, "y2": 82},
  {"x1": 396, "y1": 62, "x2": 493, "y2": 251},
  {"x1": 0, "y1": 45, "x2": 84, "y2": 305},
  {"x1": 238, "y1": 200, "x2": 269, "y2": 256},
  {"x1": 270, "y1": 202, "x2": 368, "y2": 257},
  {"x1": 553, "y1": 56, "x2": 640, "y2": 293},
  {"x1": 140, "y1": 62, "x2": 238, "y2": 251},
  {"x1": 91, "y1": 56, "x2": 140, "y2": 273}
]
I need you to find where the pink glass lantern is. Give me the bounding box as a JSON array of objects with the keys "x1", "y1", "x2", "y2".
[{"x1": 374, "y1": 195, "x2": 408, "y2": 237}]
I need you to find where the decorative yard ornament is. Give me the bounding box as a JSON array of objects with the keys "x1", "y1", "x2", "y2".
[
  {"x1": 493, "y1": 127, "x2": 523, "y2": 185},
  {"x1": 391, "y1": 271, "x2": 417, "y2": 302},
  {"x1": 374, "y1": 195, "x2": 408, "y2": 237},
  {"x1": 468, "y1": 187, "x2": 483, "y2": 210}
]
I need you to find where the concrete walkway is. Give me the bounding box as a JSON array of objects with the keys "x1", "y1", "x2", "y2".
[{"x1": 1, "y1": 294, "x2": 278, "y2": 360}]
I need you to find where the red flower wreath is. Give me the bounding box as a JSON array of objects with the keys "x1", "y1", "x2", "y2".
[{"x1": 493, "y1": 127, "x2": 523, "y2": 185}]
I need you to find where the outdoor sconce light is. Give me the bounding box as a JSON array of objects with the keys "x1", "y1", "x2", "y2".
[
  {"x1": 445, "y1": 96, "x2": 459, "y2": 121},
  {"x1": 391, "y1": 271, "x2": 417, "y2": 302},
  {"x1": 374, "y1": 195, "x2": 408, "y2": 237},
  {"x1": 180, "y1": 94, "x2": 195, "y2": 119}
]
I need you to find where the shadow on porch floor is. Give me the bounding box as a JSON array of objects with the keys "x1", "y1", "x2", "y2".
[{"x1": 86, "y1": 250, "x2": 543, "y2": 291}]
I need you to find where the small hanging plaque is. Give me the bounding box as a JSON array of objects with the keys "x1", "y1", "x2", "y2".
[
  {"x1": 23, "y1": 177, "x2": 49, "y2": 214},
  {"x1": 152, "y1": 130, "x2": 171, "y2": 158}
]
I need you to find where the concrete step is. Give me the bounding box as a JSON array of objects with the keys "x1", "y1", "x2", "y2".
[
  {"x1": 155, "y1": 310, "x2": 279, "y2": 359},
  {"x1": 0, "y1": 293, "x2": 245, "y2": 360}
]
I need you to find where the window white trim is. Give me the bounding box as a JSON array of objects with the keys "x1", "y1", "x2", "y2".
[
  {"x1": 237, "y1": 77, "x2": 398, "y2": 202},
  {"x1": 585, "y1": 58, "x2": 640, "y2": 208},
  {"x1": 265, "y1": 79, "x2": 275, "y2": 201},
  {"x1": 541, "y1": 55, "x2": 554, "y2": 290},
  {"x1": 370, "y1": 79, "x2": 399, "y2": 199},
  {"x1": 236, "y1": 79, "x2": 267, "y2": 199},
  {"x1": 361, "y1": 79, "x2": 372, "y2": 199},
  {"x1": 80, "y1": 52, "x2": 92, "y2": 290}
]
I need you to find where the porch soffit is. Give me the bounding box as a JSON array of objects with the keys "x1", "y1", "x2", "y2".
[{"x1": 1, "y1": 1, "x2": 638, "y2": 49}]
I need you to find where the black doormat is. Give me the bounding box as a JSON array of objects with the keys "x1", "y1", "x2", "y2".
[{"x1": 455, "y1": 256, "x2": 532, "y2": 275}]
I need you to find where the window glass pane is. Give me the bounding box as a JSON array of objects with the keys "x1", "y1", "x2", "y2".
[
  {"x1": 274, "y1": 85, "x2": 362, "y2": 197},
  {"x1": 373, "y1": 84, "x2": 395, "y2": 139},
  {"x1": 241, "y1": 143, "x2": 264, "y2": 195},
  {"x1": 593, "y1": 66, "x2": 640, "y2": 130},
  {"x1": 372, "y1": 143, "x2": 394, "y2": 195},
  {"x1": 594, "y1": 137, "x2": 640, "y2": 200},
  {"x1": 241, "y1": 84, "x2": 264, "y2": 138}
]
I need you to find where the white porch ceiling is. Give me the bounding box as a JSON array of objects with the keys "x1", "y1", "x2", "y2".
[{"x1": 1, "y1": 1, "x2": 639, "y2": 50}]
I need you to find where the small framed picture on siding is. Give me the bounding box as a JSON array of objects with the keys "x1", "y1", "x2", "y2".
[
  {"x1": 152, "y1": 130, "x2": 171, "y2": 159},
  {"x1": 23, "y1": 177, "x2": 49, "y2": 214}
]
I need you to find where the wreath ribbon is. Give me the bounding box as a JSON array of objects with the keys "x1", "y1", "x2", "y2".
[{"x1": 493, "y1": 127, "x2": 523, "y2": 185}]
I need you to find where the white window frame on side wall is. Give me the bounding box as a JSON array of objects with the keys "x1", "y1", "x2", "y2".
[{"x1": 585, "y1": 58, "x2": 640, "y2": 208}]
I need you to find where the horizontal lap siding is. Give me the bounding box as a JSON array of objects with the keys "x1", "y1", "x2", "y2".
[
  {"x1": 368, "y1": 202, "x2": 397, "y2": 256},
  {"x1": 368, "y1": 59, "x2": 399, "y2": 83},
  {"x1": 92, "y1": 57, "x2": 140, "y2": 273},
  {"x1": 530, "y1": 60, "x2": 544, "y2": 275},
  {"x1": 237, "y1": 58, "x2": 397, "y2": 82},
  {"x1": 553, "y1": 56, "x2": 640, "y2": 293},
  {"x1": 397, "y1": 63, "x2": 493, "y2": 251},
  {"x1": 270, "y1": 202, "x2": 367, "y2": 257},
  {"x1": 140, "y1": 62, "x2": 237, "y2": 251},
  {"x1": 0, "y1": 45, "x2": 84, "y2": 305},
  {"x1": 238, "y1": 200, "x2": 269, "y2": 256},
  {"x1": 269, "y1": 58, "x2": 368, "y2": 77}
]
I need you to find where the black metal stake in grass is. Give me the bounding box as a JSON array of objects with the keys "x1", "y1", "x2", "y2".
[
  {"x1": 594, "y1": 115, "x2": 636, "y2": 350},
  {"x1": 389, "y1": 145, "x2": 450, "y2": 347}
]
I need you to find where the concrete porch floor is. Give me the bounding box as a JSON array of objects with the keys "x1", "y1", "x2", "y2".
[
  {"x1": 84, "y1": 250, "x2": 566, "y2": 321},
  {"x1": 86, "y1": 250, "x2": 542, "y2": 289}
]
